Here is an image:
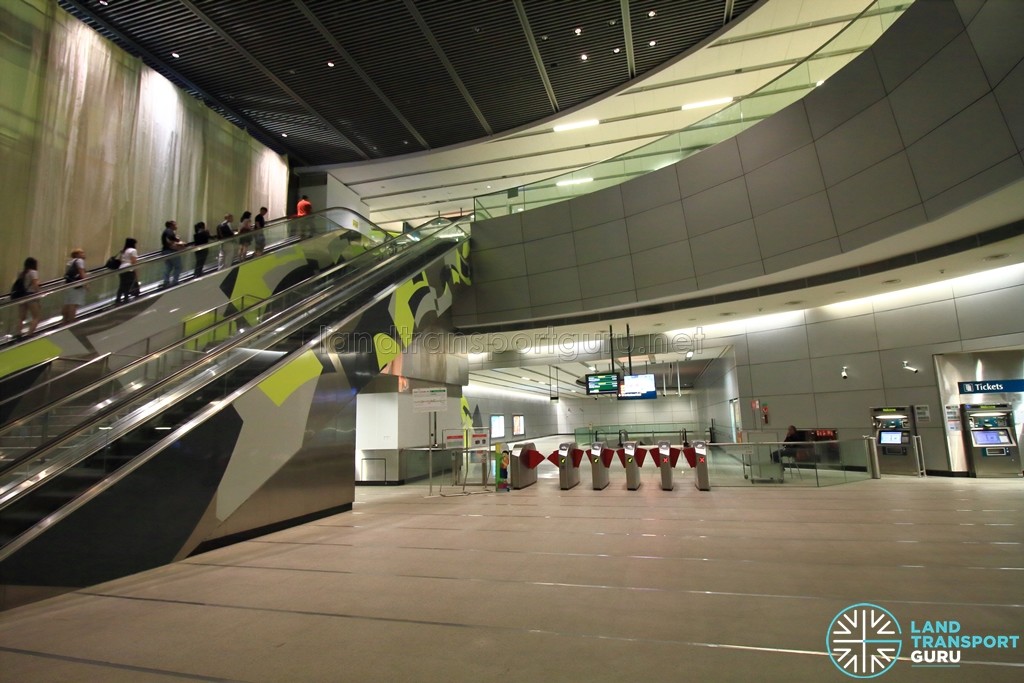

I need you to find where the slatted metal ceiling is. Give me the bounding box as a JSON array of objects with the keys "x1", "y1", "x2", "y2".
[{"x1": 58, "y1": 0, "x2": 760, "y2": 166}]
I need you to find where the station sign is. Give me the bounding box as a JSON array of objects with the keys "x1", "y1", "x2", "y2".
[{"x1": 958, "y1": 379, "x2": 1024, "y2": 394}]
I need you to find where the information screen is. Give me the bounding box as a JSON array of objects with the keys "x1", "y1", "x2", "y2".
[
  {"x1": 879, "y1": 430, "x2": 903, "y2": 445},
  {"x1": 619, "y1": 373, "x2": 657, "y2": 400},
  {"x1": 972, "y1": 429, "x2": 1011, "y2": 445},
  {"x1": 489, "y1": 415, "x2": 505, "y2": 439},
  {"x1": 586, "y1": 373, "x2": 620, "y2": 395}
]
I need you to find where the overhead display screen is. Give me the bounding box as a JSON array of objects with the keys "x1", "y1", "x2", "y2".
[
  {"x1": 972, "y1": 429, "x2": 1011, "y2": 445},
  {"x1": 619, "y1": 373, "x2": 657, "y2": 400},
  {"x1": 879, "y1": 431, "x2": 903, "y2": 445},
  {"x1": 586, "y1": 373, "x2": 620, "y2": 395}
]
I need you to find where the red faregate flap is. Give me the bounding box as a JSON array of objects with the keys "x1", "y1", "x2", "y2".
[{"x1": 682, "y1": 447, "x2": 697, "y2": 468}]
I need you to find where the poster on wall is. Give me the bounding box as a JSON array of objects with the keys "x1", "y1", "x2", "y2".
[
  {"x1": 914, "y1": 405, "x2": 931, "y2": 423},
  {"x1": 945, "y1": 405, "x2": 961, "y2": 431},
  {"x1": 490, "y1": 415, "x2": 505, "y2": 439},
  {"x1": 513, "y1": 415, "x2": 525, "y2": 436}
]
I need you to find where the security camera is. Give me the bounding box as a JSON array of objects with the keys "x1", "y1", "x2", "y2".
[
  {"x1": 902, "y1": 361, "x2": 919, "y2": 373},
  {"x1": 841, "y1": 367, "x2": 848, "y2": 380}
]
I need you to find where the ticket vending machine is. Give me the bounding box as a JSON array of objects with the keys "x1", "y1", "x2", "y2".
[
  {"x1": 556, "y1": 441, "x2": 581, "y2": 490},
  {"x1": 870, "y1": 406, "x2": 922, "y2": 475},
  {"x1": 960, "y1": 403, "x2": 1021, "y2": 477}
]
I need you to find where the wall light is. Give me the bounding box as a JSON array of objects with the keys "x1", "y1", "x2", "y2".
[
  {"x1": 841, "y1": 366, "x2": 848, "y2": 380},
  {"x1": 902, "y1": 361, "x2": 918, "y2": 373},
  {"x1": 685, "y1": 350, "x2": 694, "y2": 359},
  {"x1": 681, "y1": 96, "x2": 733, "y2": 111},
  {"x1": 553, "y1": 119, "x2": 599, "y2": 132}
]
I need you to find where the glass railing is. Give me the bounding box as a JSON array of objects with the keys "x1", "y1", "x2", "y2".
[
  {"x1": 573, "y1": 422, "x2": 703, "y2": 446},
  {"x1": 473, "y1": 0, "x2": 911, "y2": 219},
  {"x1": 702, "y1": 439, "x2": 872, "y2": 487},
  {"x1": 0, "y1": 222, "x2": 469, "y2": 512},
  {"x1": 0, "y1": 209, "x2": 383, "y2": 346}
]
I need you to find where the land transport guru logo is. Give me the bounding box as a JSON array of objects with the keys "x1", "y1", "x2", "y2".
[
  {"x1": 826, "y1": 602, "x2": 1021, "y2": 678},
  {"x1": 827, "y1": 603, "x2": 902, "y2": 678}
]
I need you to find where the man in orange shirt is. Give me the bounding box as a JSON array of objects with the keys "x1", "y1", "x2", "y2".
[
  {"x1": 296, "y1": 195, "x2": 312, "y2": 216},
  {"x1": 295, "y1": 195, "x2": 313, "y2": 238}
]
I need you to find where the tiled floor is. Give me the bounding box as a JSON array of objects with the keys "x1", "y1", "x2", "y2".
[{"x1": 0, "y1": 463, "x2": 1021, "y2": 682}]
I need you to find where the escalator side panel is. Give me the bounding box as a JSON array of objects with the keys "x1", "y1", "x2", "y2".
[{"x1": 0, "y1": 405, "x2": 243, "y2": 588}]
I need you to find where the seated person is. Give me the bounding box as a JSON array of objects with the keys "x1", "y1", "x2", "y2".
[{"x1": 772, "y1": 425, "x2": 802, "y2": 463}]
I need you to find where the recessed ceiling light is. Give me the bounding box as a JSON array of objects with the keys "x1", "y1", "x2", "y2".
[
  {"x1": 327, "y1": 61, "x2": 335, "y2": 67},
  {"x1": 521, "y1": 376, "x2": 529, "y2": 380},
  {"x1": 171, "y1": 52, "x2": 180, "y2": 58},
  {"x1": 613, "y1": 47, "x2": 621, "y2": 54},
  {"x1": 281, "y1": 133, "x2": 287, "y2": 137},
  {"x1": 681, "y1": 96, "x2": 733, "y2": 110},
  {"x1": 556, "y1": 177, "x2": 593, "y2": 187},
  {"x1": 648, "y1": 10, "x2": 657, "y2": 18},
  {"x1": 882, "y1": 279, "x2": 901, "y2": 285},
  {"x1": 580, "y1": 54, "x2": 588, "y2": 61},
  {"x1": 99, "y1": 0, "x2": 108, "y2": 5},
  {"x1": 540, "y1": 34, "x2": 548, "y2": 41},
  {"x1": 574, "y1": 27, "x2": 583, "y2": 36},
  {"x1": 486, "y1": 185, "x2": 491, "y2": 189},
  {"x1": 983, "y1": 253, "x2": 1009, "y2": 261},
  {"x1": 649, "y1": 40, "x2": 657, "y2": 47},
  {"x1": 516, "y1": 208, "x2": 524, "y2": 212}
]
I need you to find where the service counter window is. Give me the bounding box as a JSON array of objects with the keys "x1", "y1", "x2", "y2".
[{"x1": 490, "y1": 415, "x2": 505, "y2": 439}]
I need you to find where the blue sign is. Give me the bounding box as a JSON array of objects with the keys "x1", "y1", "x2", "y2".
[{"x1": 958, "y1": 379, "x2": 1024, "y2": 394}]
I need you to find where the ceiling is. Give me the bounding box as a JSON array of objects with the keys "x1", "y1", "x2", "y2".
[
  {"x1": 60, "y1": 0, "x2": 759, "y2": 166},
  {"x1": 58, "y1": 0, "x2": 899, "y2": 229}
]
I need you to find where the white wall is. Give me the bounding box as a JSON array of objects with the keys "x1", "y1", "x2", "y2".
[
  {"x1": 688, "y1": 264, "x2": 1024, "y2": 472},
  {"x1": 463, "y1": 386, "x2": 698, "y2": 443}
]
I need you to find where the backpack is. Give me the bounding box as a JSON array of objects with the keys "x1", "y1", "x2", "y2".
[
  {"x1": 64, "y1": 260, "x2": 82, "y2": 283},
  {"x1": 105, "y1": 254, "x2": 121, "y2": 270},
  {"x1": 10, "y1": 272, "x2": 28, "y2": 299}
]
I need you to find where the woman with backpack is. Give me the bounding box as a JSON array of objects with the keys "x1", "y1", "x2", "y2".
[
  {"x1": 61, "y1": 248, "x2": 87, "y2": 323},
  {"x1": 12, "y1": 257, "x2": 41, "y2": 336}
]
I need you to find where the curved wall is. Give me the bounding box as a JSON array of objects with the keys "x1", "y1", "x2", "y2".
[{"x1": 456, "y1": 0, "x2": 1024, "y2": 328}]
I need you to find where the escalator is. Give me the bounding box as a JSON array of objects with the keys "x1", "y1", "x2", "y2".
[
  {"x1": 0, "y1": 207, "x2": 388, "y2": 406},
  {"x1": 0, "y1": 220, "x2": 471, "y2": 603}
]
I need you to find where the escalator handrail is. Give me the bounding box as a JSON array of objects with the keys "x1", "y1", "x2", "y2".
[
  {"x1": 0, "y1": 353, "x2": 113, "y2": 417},
  {"x1": 0, "y1": 206, "x2": 394, "y2": 306},
  {"x1": 0, "y1": 224, "x2": 426, "y2": 463},
  {"x1": 0, "y1": 224, "x2": 467, "y2": 497},
  {"x1": 0, "y1": 226, "x2": 467, "y2": 561}
]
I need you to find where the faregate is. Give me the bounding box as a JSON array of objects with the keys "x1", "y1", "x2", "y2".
[
  {"x1": 960, "y1": 403, "x2": 1021, "y2": 477},
  {"x1": 588, "y1": 441, "x2": 613, "y2": 490},
  {"x1": 550, "y1": 441, "x2": 582, "y2": 490},
  {"x1": 618, "y1": 441, "x2": 646, "y2": 490},
  {"x1": 653, "y1": 441, "x2": 681, "y2": 491}
]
